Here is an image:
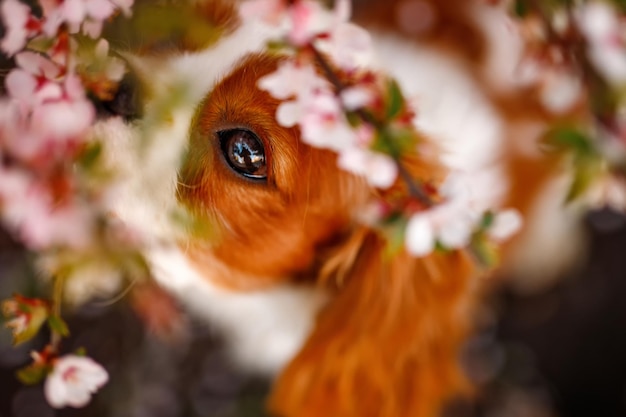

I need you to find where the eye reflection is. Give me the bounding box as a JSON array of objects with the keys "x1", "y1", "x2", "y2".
[{"x1": 219, "y1": 129, "x2": 267, "y2": 180}]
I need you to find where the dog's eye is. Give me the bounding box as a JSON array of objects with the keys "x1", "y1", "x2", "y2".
[{"x1": 219, "y1": 129, "x2": 267, "y2": 180}]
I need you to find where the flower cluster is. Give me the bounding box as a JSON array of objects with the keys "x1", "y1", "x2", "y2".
[
  {"x1": 511, "y1": 0, "x2": 626, "y2": 209},
  {"x1": 2, "y1": 294, "x2": 108, "y2": 408},
  {"x1": 243, "y1": 0, "x2": 522, "y2": 260},
  {"x1": 0, "y1": 0, "x2": 135, "y2": 409}
]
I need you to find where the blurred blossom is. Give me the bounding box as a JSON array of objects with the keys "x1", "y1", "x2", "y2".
[
  {"x1": 287, "y1": 0, "x2": 329, "y2": 46},
  {"x1": 586, "y1": 174, "x2": 626, "y2": 212},
  {"x1": 44, "y1": 355, "x2": 108, "y2": 408},
  {"x1": 488, "y1": 209, "x2": 523, "y2": 242},
  {"x1": 0, "y1": 0, "x2": 40, "y2": 56},
  {"x1": 539, "y1": 71, "x2": 581, "y2": 114},
  {"x1": 405, "y1": 174, "x2": 479, "y2": 256},
  {"x1": 340, "y1": 85, "x2": 375, "y2": 111},
  {"x1": 338, "y1": 147, "x2": 398, "y2": 188},
  {"x1": 577, "y1": 2, "x2": 626, "y2": 86},
  {"x1": 405, "y1": 174, "x2": 521, "y2": 256},
  {"x1": 318, "y1": 0, "x2": 372, "y2": 70},
  {"x1": 258, "y1": 60, "x2": 326, "y2": 101}
]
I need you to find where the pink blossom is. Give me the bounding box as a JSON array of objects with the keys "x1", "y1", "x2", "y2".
[
  {"x1": 5, "y1": 52, "x2": 65, "y2": 110},
  {"x1": 258, "y1": 60, "x2": 326, "y2": 101},
  {"x1": 404, "y1": 174, "x2": 485, "y2": 256},
  {"x1": 338, "y1": 147, "x2": 398, "y2": 188},
  {"x1": 586, "y1": 173, "x2": 626, "y2": 211},
  {"x1": 44, "y1": 355, "x2": 108, "y2": 408},
  {"x1": 0, "y1": 171, "x2": 95, "y2": 249},
  {"x1": 298, "y1": 89, "x2": 356, "y2": 151},
  {"x1": 340, "y1": 85, "x2": 375, "y2": 110},
  {"x1": 0, "y1": 0, "x2": 39, "y2": 56},
  {"x1": 539, "y1": 70, "x2": 581, "y2": 114},
  {"x1": 287, "y1": 0, "x2": 330, "y2": 46},
  {"x1": 488, "y1": 209, "x2": 523, "y2": 242},
  {"x1": 41, "y1": 0, "x2": 128, "y2": 37},
  {"x1": 577, "y1": 2, "x2": 626, "y2": 85},
  {"x1": 31, "y1": 96, "x2": 95, "y2": 141},
  {"x1": 315, "y1": 0, "x2": 372, "y2": 70}
]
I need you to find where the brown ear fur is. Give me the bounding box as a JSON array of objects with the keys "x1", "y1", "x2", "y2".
[{"x1": 269, "y1": 231, "x2": 479, "y2": 417}]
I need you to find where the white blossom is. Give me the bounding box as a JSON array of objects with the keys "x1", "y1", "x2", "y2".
[{"x1": 44, "y1": 355, "x2": 109, "y2": 408}]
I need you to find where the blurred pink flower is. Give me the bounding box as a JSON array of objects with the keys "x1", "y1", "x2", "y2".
[
  {"x1": 287, "y1": 0, "x2": 329, "y2": 46},
  {"x1": 340, "y1": 85, "x2": 374, "y2": 110},
  {"x1": 577, "y1": 2, "x2": 626, "y2": 85},
  {"x1": 298, "y1": 89, "x2": 356, "y2": 151},
  {"x1": 338, "y1": 147, "x2": 398, "y2": 188},
  {"x1": 321, "y1": 0, "x2": 371, "y2": 70},
  {"x1": 488, "y1": 209, "x2": 523, "y2": 242},
  {"x1": 41, "y1": 0, "x2": 129, "y2": 37},
  {"x1": 258, "y1": 60, "x2": 326, "y2": 101},
  {"x1": 0, "y1": 0, "x2": 40, "y2": 56},
  {"x1": 44, "y1": 355, "x2": 109, "y2": 408},
  {"x1": 405, "y1": 174, "x2": 496, "y2": 256}
]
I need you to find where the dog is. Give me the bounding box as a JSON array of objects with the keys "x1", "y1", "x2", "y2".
[{"x1": 93, "y1": 1, "x2": 585, "y2": 416}]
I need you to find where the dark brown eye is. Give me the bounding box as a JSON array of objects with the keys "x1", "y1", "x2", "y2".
[{"x1": 219, "y1": 129, "x2": 267, "y2": 180}]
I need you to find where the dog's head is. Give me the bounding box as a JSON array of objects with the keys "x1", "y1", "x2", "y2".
[{"x1": 97, "y1": 1, "x2": 480, "y2": 416}]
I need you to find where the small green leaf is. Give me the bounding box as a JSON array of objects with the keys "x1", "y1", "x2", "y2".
[
  {"x1": 372, "y1": 128, "x2": 415, "y2": 159},
  {"x1": 47, "y1": 315, "x2": 70, "y2": 338},
  {"x1": 16, "y1": 363, "x2": 48, "y2": 385},
  {"x1": 513, "y1": 0, "x2": 528, "y2": 17},
  {"x1": 469, "y1": 233, "x2": 498, "y2": 269},
  {"x1": 383, "y1": 216, "x2": 408, "y2": 257},
  {"x1": 543, "y1": 127, "x2": 596, "y2": 157},
  {"x1": 480, "y1": 211, "x2": 495, "y2": 230},
  {"x1": 385, "y1": 79, "x2": 404, "y2": 120},
  {"x1": 78, "y1": 142, "x2": 103, "y2": 170}
]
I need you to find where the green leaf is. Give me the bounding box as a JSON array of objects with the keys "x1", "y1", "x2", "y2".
[
  {"x1": 512, "y1": 0, "x2": 528, "y2": 17},
  {"x1": 565, "y1": 159, "x2": 602, "y2": 203},
  {"x1": 543, "y1": 127, "x2": 596, "y2": 157},
  {"x1": 78, "y1": 142, "x2": 103, "y2": 170},
  {"x1": 47, "y1": 315, "x2": 70, "y2": 338},
  {"x1": 372, "y1": 128, "x2": 416, "y2": 159},
  {"x1": 385, "y1": 79, "x2": 404, "y2": 121},
  {"x1": 16, "y1": 363, "x2": 48, "y2": 385},
  {"x1": 469, "y1": 234, "x2": 499, "y2": 269},
  {"x1": 383, "y1": 216, "x2": 408, "y2": 258},
  {"x1": 480, "y1": 211, "x2": 495, "y2": 230}
]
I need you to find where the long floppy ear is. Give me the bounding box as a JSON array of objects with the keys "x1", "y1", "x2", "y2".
[{"x1": 269, "y1": 230, "x2": 479, "y2": 417}]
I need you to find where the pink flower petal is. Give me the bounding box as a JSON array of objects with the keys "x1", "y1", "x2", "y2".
[
  {"x1": 44, "y1": 355, "x2": 109, "y2": 409},
  {"x1": 488, "y1": 209, "x2": 522, "y2": 241},
  {"x1": 86, "y1": 0, "x2": 115, "y2": 21},
  {"x1": 0, "y1": 0, "x2": 31, "y2": 55}
]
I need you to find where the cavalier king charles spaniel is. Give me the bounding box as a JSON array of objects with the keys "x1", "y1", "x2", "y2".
[{"x1": 95, "y1": 1, "x2": 583, "y2": 416}]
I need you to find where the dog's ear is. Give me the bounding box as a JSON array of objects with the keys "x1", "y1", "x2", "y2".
[{"x1": 269, "y1": 227, "x2": 479, "y2": 417}]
